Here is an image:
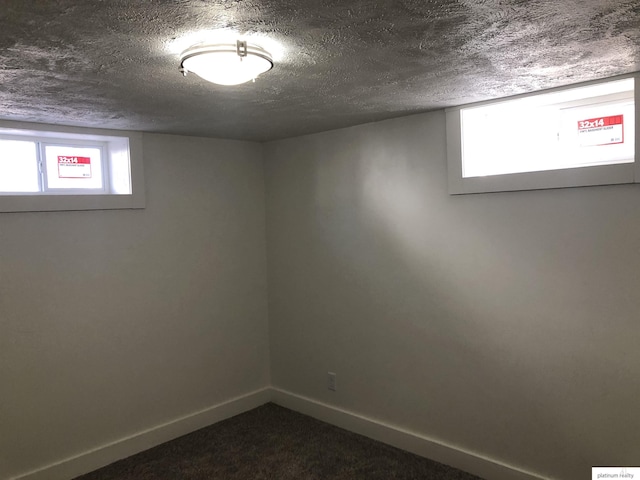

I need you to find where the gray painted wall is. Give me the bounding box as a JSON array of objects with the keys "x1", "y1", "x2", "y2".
[
  {"x1": 0, "y1": 133, "x2": 270, "y2": 479},
  {"x1": 264, "y1": 111, "x2": 640, "y2": 480},
  {"x1": 3, "y1": 113, "x2": 639, "y2": 480}
]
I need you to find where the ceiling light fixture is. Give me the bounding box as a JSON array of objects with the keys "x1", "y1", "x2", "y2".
[{"x1": 179, "y1": 40, "x2": 273, "y2": 86}]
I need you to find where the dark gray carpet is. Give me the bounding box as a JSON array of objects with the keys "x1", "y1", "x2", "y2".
[{"x1": 74, "y1": 403, "x2": 483, "y2": 480}]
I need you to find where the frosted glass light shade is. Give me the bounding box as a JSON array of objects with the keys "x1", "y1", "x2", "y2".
[{"x1": 180, "y1": 41, "x2": 273, "y2": 86}]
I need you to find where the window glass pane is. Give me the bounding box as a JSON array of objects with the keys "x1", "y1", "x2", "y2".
[
  {"x1": 0, "y1": 139, "x2": 40, "y2": 193},
  {"x1": 44, "y1": 145, "x2": 104, "y2": 190},
  {"x1": 461, "y1": 78, "x2": 635, "y2": 178},
  {"x1": 558, "y1": 100, "x2": 634, "y2": 167}
]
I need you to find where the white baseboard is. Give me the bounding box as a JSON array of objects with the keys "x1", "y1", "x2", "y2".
[
  {"x1": 12, "y1": 387, "x2": 271, "y2": 480},
  {"x1": 271, "y1": 387, "x2": 547, "y2": 480},
  {"x1": 12, "y1": 387, "x2": 547, "y2": 480}
]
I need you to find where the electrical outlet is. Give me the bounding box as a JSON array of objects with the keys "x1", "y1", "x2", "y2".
[{"x1": 328, "y1": 372, "x2": 336, "y2": 391}]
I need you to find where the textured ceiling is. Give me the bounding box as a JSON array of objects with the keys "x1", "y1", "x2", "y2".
[{"x1": 1, "y1": 0, "x2": 639, "y2": 141}]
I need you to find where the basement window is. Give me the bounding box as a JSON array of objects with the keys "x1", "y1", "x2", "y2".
[
  {"x1": 0, "y1": 122, "x2": 145, "y2": 212},
  {"x1": 446, "y1": 76, "x2": 639, "y2": 194}
]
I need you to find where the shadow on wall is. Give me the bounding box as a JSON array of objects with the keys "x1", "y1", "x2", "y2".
[{"x1": 299, "y1": 114, "x2": 640, "y2": 479}]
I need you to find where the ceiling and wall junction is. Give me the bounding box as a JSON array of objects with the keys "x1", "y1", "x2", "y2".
[{"x1": 1, "y1": 0, "x2": 639, "y2": 141}]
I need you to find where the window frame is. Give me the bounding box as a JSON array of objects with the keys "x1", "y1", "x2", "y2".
[
  {"x1": 0, "y1": 120, "x2": 145, "y2": 212},
  {"x1": 446, "y1": 74, "x2": 640, "y2": 194}
]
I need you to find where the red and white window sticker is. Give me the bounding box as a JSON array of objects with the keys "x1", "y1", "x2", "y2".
[
  {"x1": 577, "y1": 115, "x2": 624, "y2": 147},
  {"x1": 58, "y1": 156, "x2": 92, "y2": 179}
]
